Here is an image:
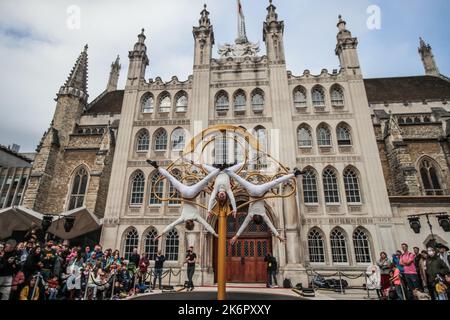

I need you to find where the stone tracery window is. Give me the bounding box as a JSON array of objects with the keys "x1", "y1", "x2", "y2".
[
  {"x1": 323, "y1": 168, "x2": 340, "y2": 204},
  {"x1": 159, "y1": 93, "x2": 171, "y2": 113},
  {"x1": 297, "y1": 125, "x2": 313, "y2": 148},
  {"x1": 302, "y1": 168, "x2": 319, "y2": 204},
  {"x1": 337, "y1": 124, "x2": 352, "y2": 146},
  {"x1": 251, "y1": 89, "x2": 265, "y2": 112},
  {"x1": 149, "y1": 172, "x2": 164, "y2": 205},
  {"x1": 353, "y1": 228, "x2": 372, "y2": 263},
  {"x1": 343, "y1": 167, "x2": 362, "y2": 203},
  {"x1": 130, "y1": 171, "x2": 145, "y2": 205},
  {"x1": 293, "y1": 86, "x2": 307, "y2": 108},
  {"x1": 142, "y1": 94, "x2": 154, "y2": 113},
  {"x1": 234, "y1": 91, "x2": 246, "y2": 111},
  {"x1": 216, "y1": 91, "x2": 229, "y2": 111},
  {"x1": 68, "y1": 167, "x2": 89, "y2": 210},
  {"x1": 308, "y1": 228, "x2": 325, "y2": 263},
  {"x1": 419, "y1": 158, "x2": 445, "y2": 195},
  {"x1": 123, "y1": 228, "x2": 139, "y2": 260},
  {"x1": 331, "y1": 85, "x2": 345, "y2": 107},
  {"x1": 171, "y1": 128, "x2": 186, "y2": 151},
  {"x1": 144, "y1": 227, "x2": 159, "y2": 261},
  {"x1": 175, "y1": 93, "x2": 188, "y2": 112},
  {"x1": 154, "y1": 128, "x2": 168, "y2": 151},
  {"x1": 330, "y1": 228, "x2": 348, "y2": 263},
  {"x1": 312, "y1": 86, "x2": 326, "y2": 108},
  {"x1": 165, "y1": 229, "x2": 179, "y2": 261},
  {"x1": 136, "y1": 129, "x2": 150, "y2": 151},
  {"x1": 317, "y1": 125, "x2": 332, "y2": 147}
]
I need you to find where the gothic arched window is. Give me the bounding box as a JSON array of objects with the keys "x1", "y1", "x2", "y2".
[
  {"x1": 130, "y1": 171, "x2": 145, "y2": 205},
  {"x1": 251, "y1": 89, "x2": 265, "y2": 112},
  {"x1": 343, "y1": 167, "x2": 362, "y2": 203},
  {"x1": 234, "y1": 90, "x2": 246, "y2": 111},
  {"x1": 154, "y1": 129, "x2": 168, "y2": 151},
  {"x1": 297, "y1": 125, "x2": 313, "y2": 148},
  {"x1": 123, "y1": 228, "x2": 139, "y2": 260},
  {"x1": 312, "y1": 86, "x2": 326, "y2": 108},
  {"x1": 317, "y1": 125, "x2": 332, "y2": 147},
  {"x1": 175, "y1": 92, "x2": 188, "y2": 112},
  {"x1": 337, "y1": 124, "x2": 352, "y2": 146},
  {"x1": 293, "y1": 86, "x2": 307, "y2": 108},
  {"x1": 171, "y1": 128, "x2": 186, "y2": 151},
  {"x1": 302, "y1": 168, "x2": 319, "y2": 204},
  {"x1": 159, "y1": 93, "x2": 171, "y2": 113},
  {"x1": 419, "y1": 158, "x2": 445, "y2": 195},
  {"x1": 165, "y1": 228, "x2": 179, "y2": 261},
  {"x1": 323, "y1": 168, "x2": 340, "y2": 204},
  {"x1": 308, "y1": 228, "x2": 325, "y2": 263},
  {"x1": 216, "y1": 91, "x2": 229, "y2": 111},
  {"x1": 331, "y1": 85, "x2": 345, "y2": 107},
  {"x1": 144, "y1": 227, "x2": 159, "y2": 261},
  {"x1": 353, "y1": 228, "x2": 372, "y2": 263},
  {"x1": 68, "y1": 167, "x2": 89, "y2": 210},
  {"x1": 330, "y1": 228, "x2": 348, "y2": 263},
  {"x1": 149, "y1": 172, "x2": 164, "y2": 205},
  {"x1": 136, "y1": 129, "x2": 150, "y2": 151},
  {"x1": 142, "y1": 94, "x2": 154, "y2": 113}
]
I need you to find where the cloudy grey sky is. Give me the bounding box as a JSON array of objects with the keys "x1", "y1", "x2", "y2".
[{"x1": 1, "y1": 0, "x2": 449, "y2": 152}]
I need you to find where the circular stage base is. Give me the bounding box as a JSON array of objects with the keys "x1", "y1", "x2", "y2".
[{"x1": 131, "y1": 291, "x2": 302, "y2": 300}]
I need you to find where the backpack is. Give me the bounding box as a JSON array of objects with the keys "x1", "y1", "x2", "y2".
[{"x1": 283, "y1": 278, "x2": 292, "y2": 288}]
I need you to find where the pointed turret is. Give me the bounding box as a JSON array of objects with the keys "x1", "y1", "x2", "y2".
[
  {"x1": 58, "y1": 44, "x2": 89, "y2": 104},
  {"x1": 263, "y1": 0, "x2": 285, "y2": 62},
  {"x1": 236, "y1": 0, "x2": 248, "y2": 44},
  {"x1": 335, "y1": 15, "x2": 361, "y2": 75},
  {"x1": 418, "y1": 37, "x2": 440, "y2": 77},
  {"x1": 193, "y1": 4, "x2": 215, "y2": 66},
  {"x1": 107, "y1": 55, "x2": 121, "y2": 92},
  {"x1": 127, "y1": 29, "x2": 149, "y2": 85}
]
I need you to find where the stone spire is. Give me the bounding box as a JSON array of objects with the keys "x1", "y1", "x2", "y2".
[
  {"x1": 107, "y1": 55, "x2": 121, "y2": 92},
  {"x1": 418, "y1": 37, "x2": 440, "y2": 77},
  {"x1": 58, "y1": 44, "x2": 89, "y2": 103},
  {"x1": 236, "y1": 0, "x2": 248, "y2": 44},
  {"x1": 199, "y1": 4, "x2": 211, "y2": 28},
  {"x1": 127, "y1": 28, "x2": 149, "y2": 83},
  {"x1": 266, "y1": 0, "x2": 278, "y2": 23},
  {"x1": 335, "y1": 15, "x2": 360, "y2": 75}
]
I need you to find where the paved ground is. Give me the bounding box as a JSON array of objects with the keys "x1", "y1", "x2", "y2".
[{"x1": 128, "y1": 284, "x2": 375, "y2": 300}]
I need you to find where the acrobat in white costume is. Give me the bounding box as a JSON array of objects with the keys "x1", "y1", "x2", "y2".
[
  {"x1": 206, "y1": 163, "x2": 240, "y2": 217},
  {"x1": 226, "y1": 164, "x2": 299, "y2": 243},
  {"x1": 154, "y1": 163, "x2": 220, "y2": 238}
]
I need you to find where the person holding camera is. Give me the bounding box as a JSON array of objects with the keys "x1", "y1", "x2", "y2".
[{"x1": 185, "y1": 246, "x2": 196, "y2": 292}]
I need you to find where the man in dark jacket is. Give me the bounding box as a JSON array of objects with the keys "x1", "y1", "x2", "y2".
[
  {"x1": 264, "y1": 253, "x2": 278, "y2": 288},
  {"x1": 129, "y1": 248, "x2": 140, "y2": 269},
  {"x1": 153, "y1": 250, "x2": 166, "y2": 290},
  {"x1": 0, "y1": 239, "x2": 18, "y2": 300},
  {"x1": 426, "y1": 247, "x2": 450, "y2": 300}
]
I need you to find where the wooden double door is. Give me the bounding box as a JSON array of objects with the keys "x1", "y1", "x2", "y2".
[
  {"x1": 226, "y1": 238, "x2": 270, "y2": 283},
  {"x1": 213, "y1": 211, "x2": 272, "y2": 283}
]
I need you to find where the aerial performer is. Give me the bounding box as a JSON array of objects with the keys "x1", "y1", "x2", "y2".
[
  {"x1": 146, "y1": 159, "x2": 220, "y2": 239},
  {"x1": 226, "y1": 164, "x2": 305, "y2": 245}
]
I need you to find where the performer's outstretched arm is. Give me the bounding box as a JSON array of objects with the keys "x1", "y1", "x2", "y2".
[
  {"x1": 226, "y1": 188, "x2": 237, "y2": 214},
  {"x1": 230, "y1": 214, "x2": 253, "y2": 244},
  {"x1": 207, "y1": 185, "x2": 219, "y2": 214},
  {"x1": 261, "y1": 214, "x2": 280, "y2": 237},
  {"x1": 194, "y1": 215, "x2": 218, "y2": 238},
  {"x1": 157, "y1": 217, "x2": 184, "y2": 239}
]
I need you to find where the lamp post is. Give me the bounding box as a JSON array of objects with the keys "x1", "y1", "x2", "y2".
[{"x1": 407, "y1": 212, "x2": 450, "y2": 247}]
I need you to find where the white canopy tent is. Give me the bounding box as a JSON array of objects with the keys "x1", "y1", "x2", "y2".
[{"x1": 0, "y1": 206, "x2": 103, "y2": 240}]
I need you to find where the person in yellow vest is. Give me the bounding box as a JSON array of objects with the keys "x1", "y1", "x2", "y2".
[{"x1": 19, "y1": 276, "x2": 40, "y2": 300}]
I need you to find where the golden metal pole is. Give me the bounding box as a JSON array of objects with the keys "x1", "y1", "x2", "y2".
[{"x1": 217, "y1": 202, "x2": 229, "y2": 300}]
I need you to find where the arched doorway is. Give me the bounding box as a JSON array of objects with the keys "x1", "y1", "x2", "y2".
[{"x1": 213, "y1": 202, "x2": 272, "y2": 283}]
